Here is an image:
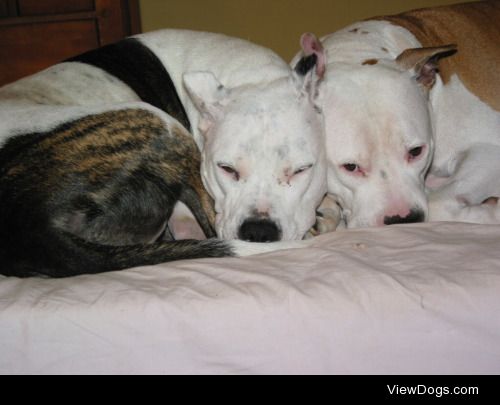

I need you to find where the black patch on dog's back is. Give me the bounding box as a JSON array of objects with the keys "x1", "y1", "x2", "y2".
[{"x1": 67, "y1": 38, "x2": 191, "y2": 131}]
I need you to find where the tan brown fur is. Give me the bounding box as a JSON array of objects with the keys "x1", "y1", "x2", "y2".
[{"x1": 374, "y1": 0, "x2": 500, "y2": 111}]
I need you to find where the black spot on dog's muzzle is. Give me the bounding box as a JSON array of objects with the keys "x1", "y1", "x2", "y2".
[
  {"x1": 238, "y1": 218, "x2": 281, "y2": 242},
  {"x1": 383, "y1": 209, "x2": 425, "y2": 225}
]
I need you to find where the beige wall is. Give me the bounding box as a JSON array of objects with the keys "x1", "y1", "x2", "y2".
[{"x1": 139, "y1": 0, "x2": 477, "y2": 61}]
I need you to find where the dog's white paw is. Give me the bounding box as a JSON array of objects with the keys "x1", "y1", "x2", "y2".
[{"x1": 306, "y1": 200, "x2": 342, "y2": 238}]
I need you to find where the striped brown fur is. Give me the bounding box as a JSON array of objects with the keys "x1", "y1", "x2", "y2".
[{"x1": 0, "y1": 108, "x2": 230, "y2": 277}]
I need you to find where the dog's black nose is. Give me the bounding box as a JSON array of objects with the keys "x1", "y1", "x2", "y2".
[
  {"x1": 238, "y1": 218, "x2": 281, "y2": 242},
  {"x1": 384, "y1": 209, "x2": 425, "y2": 225}
]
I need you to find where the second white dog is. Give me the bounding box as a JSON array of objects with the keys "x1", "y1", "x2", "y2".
[{"x1": 292, "y1": 1, "x2": 500, "y2": 228}]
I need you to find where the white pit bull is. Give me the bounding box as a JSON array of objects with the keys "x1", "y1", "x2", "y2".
[
  {"x1": 0, "y1": 29, "x2": 327, "y2": 242},
  {"x1": 292, "y1": 1, "x2": 500, "y2": 228}
]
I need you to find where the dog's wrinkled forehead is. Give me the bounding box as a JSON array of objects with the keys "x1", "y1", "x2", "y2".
[
  {"x1": 324, "y1": 63, "x2": 426, "y2": 106},
  {"x1": 209, "y1": 84, "x2": 321, "y2": 156},
  {"x1": 213, "y1": 131, "x2": 315, "y2": 168},
  {"x1": 322, "y1": 65, "x2": 432, "y2": 143}
]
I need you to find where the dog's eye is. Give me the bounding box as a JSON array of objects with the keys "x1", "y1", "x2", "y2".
[
  {"x1": 293, "y1": 164, "x2": 313, "y2": 176},
  {"x1": 341, "y1": 163, "x2": 365, "y2": 177},
  {"x1": 217, "y1": 163, "x2": 240, "y2": 181},
  {"x1": 407, "y1": 146, "x2": 424, "y2": 161},
  {"x1": 342, "y1": 163, "x2": 358, "y2": 172}
]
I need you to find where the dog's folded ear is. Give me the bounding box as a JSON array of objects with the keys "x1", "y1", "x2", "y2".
[
  {"x1": 183, "y1": 71, "x2": 229, "y2": 134},
  {"x1": 396, "y1": 44, "x2": 457, "y2": 89},
  {"x1": 292, "y1": 32, "x2": 326, "y2": 100},
  {"x1": 294, "y1": 32, "x2": 326, "y2": 78}
]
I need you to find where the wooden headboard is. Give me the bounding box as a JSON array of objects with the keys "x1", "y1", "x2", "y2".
[{"x1": 0, "y1": 0, "x2": 141, "y2": 86}]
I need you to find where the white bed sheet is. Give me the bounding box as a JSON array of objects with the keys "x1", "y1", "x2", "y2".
[{"x1": 1, "y1": 221, "x2": 500, "y2": 374}]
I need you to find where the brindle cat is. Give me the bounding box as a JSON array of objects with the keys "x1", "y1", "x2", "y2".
[{"x1": 0, "y1": 108, "x2": 233, "y2": 277}]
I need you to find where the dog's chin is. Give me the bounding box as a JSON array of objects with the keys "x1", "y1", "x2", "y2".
[
  {"x1": 217, "y1": 215, "x2": 314, "y2": 242},
  {"x1": 279, "y1": 228, "x2": 311, "y2": 241},
  {"x1": 344, "y1": 217, "x2": 376, "y2": 229},
  {"x1": 214, "y1": 224, "x2": 233, "y2": 241}
]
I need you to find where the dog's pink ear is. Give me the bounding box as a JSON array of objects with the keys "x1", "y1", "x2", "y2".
[
  {"x1": 396, "y1": 45, "x2": 457, "y2": 88},
  {"x1": 294, "y1": 32, "x2": 326, "y2": 79}
]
